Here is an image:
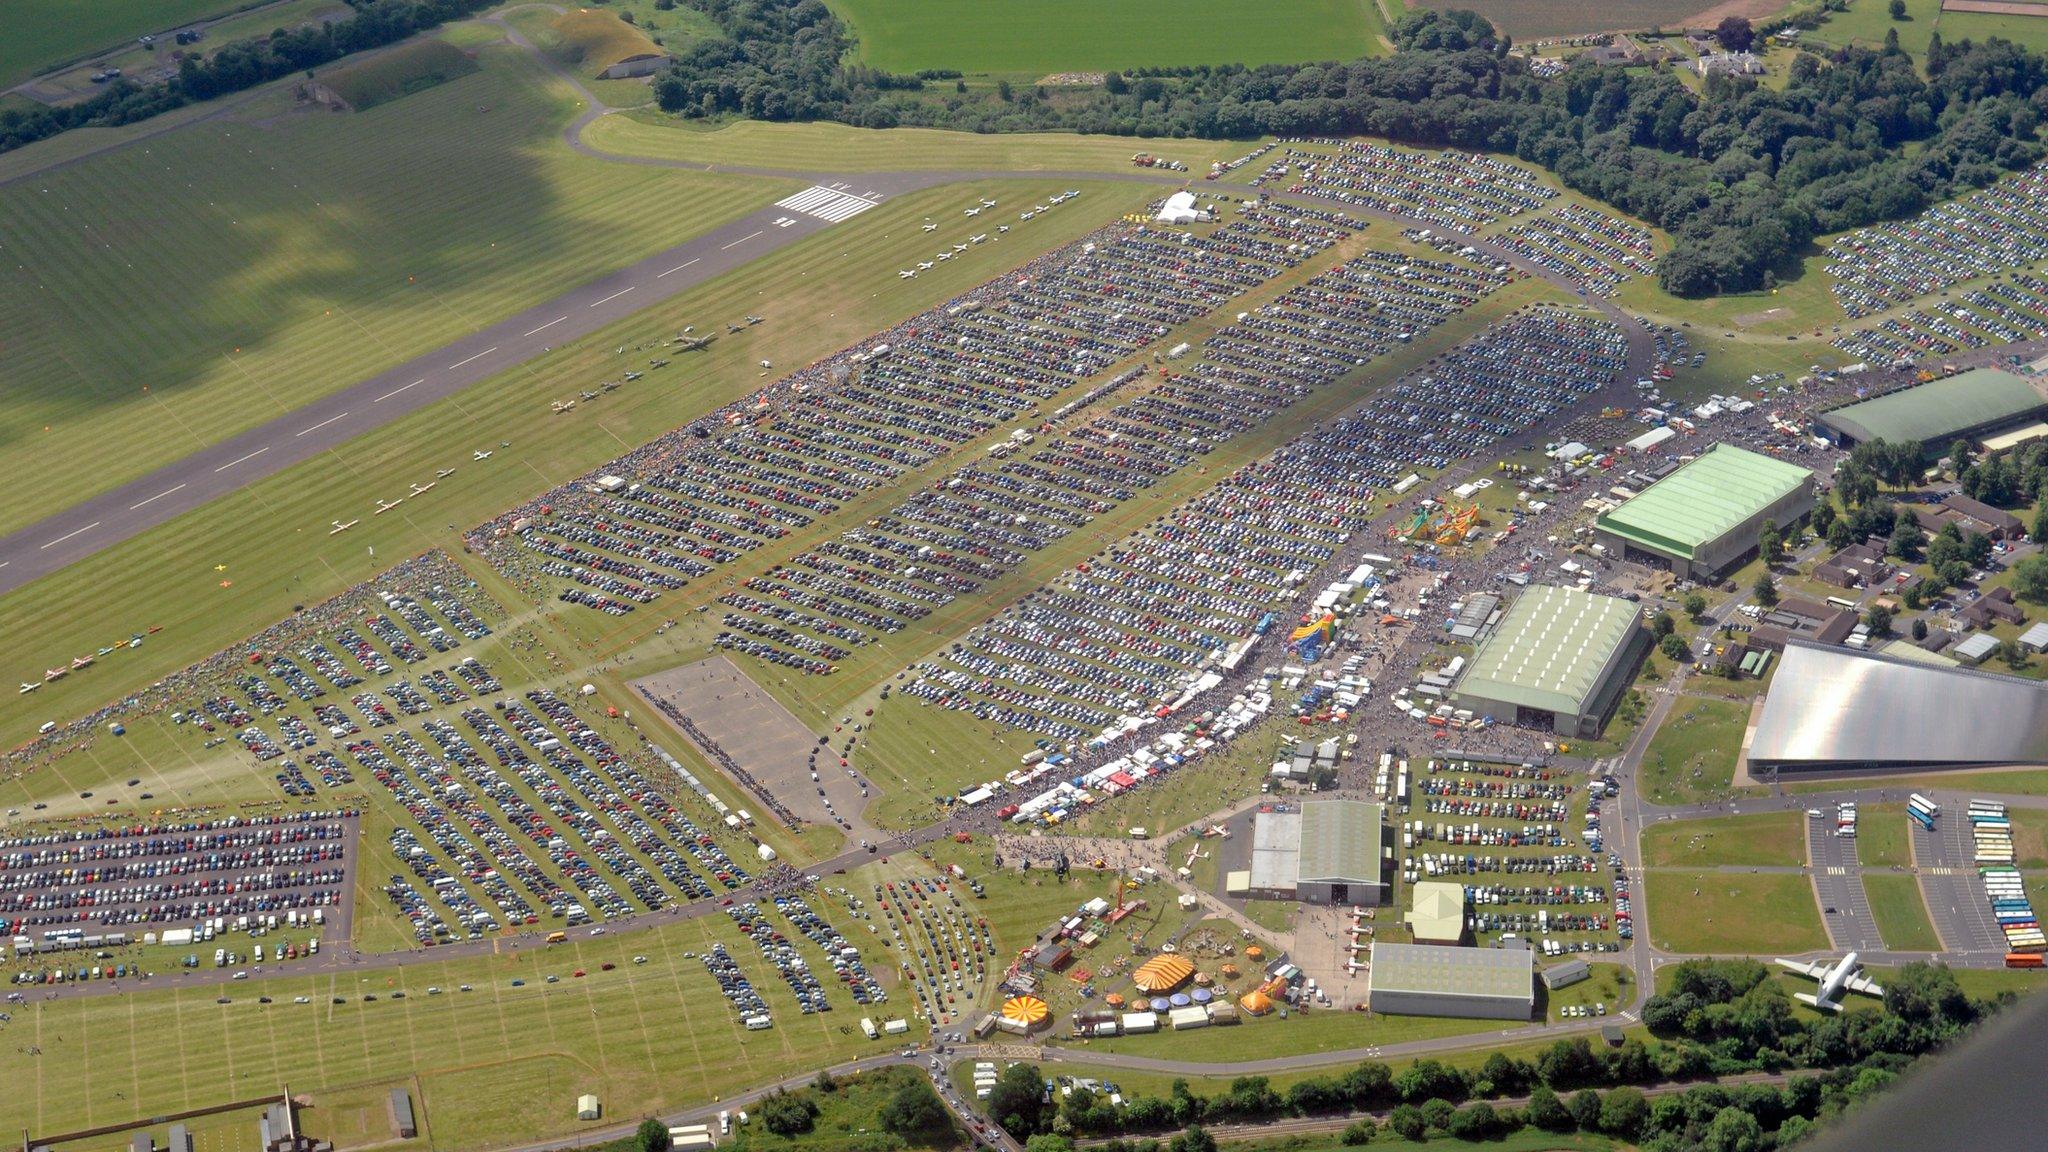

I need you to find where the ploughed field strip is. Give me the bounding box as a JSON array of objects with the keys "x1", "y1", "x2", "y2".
[
  {"x1": 903, "y1": 305, "x2": 1628, "y2": 743},
  {"x1": 1823, "y1": 162, "x2": 2048, "y2": 319},
  {"x1": 472, "y1": 202, "x2": 1367, "y2": 658}
]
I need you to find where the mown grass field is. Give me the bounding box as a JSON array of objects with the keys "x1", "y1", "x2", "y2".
[
  {"x1": 1641, "y1": 810, "x2": 1807, "y2": 868},
  {"x1": 0, "y1": 43, "x2": 779, "y2": 539},
  {"x1": 0, "y1": 174, "x2": 1150, "y2": 747},
  {"x1": 1864, "y1": 873, "x2": 1943, "y2": 952},
  {"x1": 823, "y1": 0, "x2": 1386, "y2": 73},
  {"x1": 1408, "y1": 0, "x2": 1706, "y2": 36},
  {"x1": 587, "y1": 113, "x2": 1254, "y2": 173},
  {"x1": 320, "y1": 38, "x2": 478, "y2": 110},
  {"x1": 1638, "y1": 695, "x2": 1746, "y2": 806},
  {"x1": 2, "y1": 0, "x2": 249, "y2": 87},
  {"x1": 1854, "y1": 803, "x2": 1913, "y2": 868},
  {"x1": 1644, "y1": 870, "x2": 1828, "y2": 955}
]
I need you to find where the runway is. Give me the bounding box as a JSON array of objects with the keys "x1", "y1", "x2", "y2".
[{"x1": 0, "y1": 176, "x2": 940, "y2": 597}]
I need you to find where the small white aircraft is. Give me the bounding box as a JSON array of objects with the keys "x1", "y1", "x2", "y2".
[
  {"x1": 922, "y1": 222, "x2": 938, "y2": 232},
  {"x1": 964, "y1": 207, "x2": 981, "y2": 217},
  {"x1": 409, "y1": 482, "x2": 436, "y2": 497},
  {"x1": 374, "y1": 499, "x2": 404, "y2": 516},
  {"x1": 1775, "y1": 952, "x2": 1884, "y2": 1012},
  {"x1": 473, "y1": 450, "x2": 493, "y2": 461},
  {"x1": 436, "y1": 468, "x2": 456, "y2": 479},
  {"x1": 329, "y1": 520, "x2": 358, "y2": 535},
  {"x1": 899, "y1": 270, "x2": 916, "y2": 279},
  {"x1": 970, "y1": 234, "x2": 987, "y2": 244},
  {"x1": 19, "y1": 682, "x2": 39, "y2": 695},
  {"x1": 980, "y1": 198, "x2": 996, "y2": 208}
]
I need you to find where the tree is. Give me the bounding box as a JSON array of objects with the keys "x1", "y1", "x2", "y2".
[
  {"x1": 1525, "y1": 1085, "x2": 1572, "y2": 1131},
  {"x1": 1447, "y1": 1102, "x2": 1501, "y2": 1140},
  {"x1": 1420, "y1": 1098, "x2": 1456, "y2": 1132},
  {"x1": 1599, "y1": 1087, "x2": 1649, "y2": 1140},
  {"x1": 1813, "y1": 499, "x2": 1837, "y2": 538},
  {"x1": 1890, "y1": 508, "x2": 1926, "y2": 560},
  {"x1": 2004, "y1": 638, "x2": 2029, "y2": 670},
  {"x1": 2031, "y1": 496, "x2": 2048, "y2": 543},
  {"x1": 1753, "y1": 573, "x2": 1779, "y2": 608},
  {"x1": 1682, "y1": 592, "x2": 1707, "y2": 619},
  {"x1": 1715, "y1": 15, "x2": 1754, "y2": 50},
  {"x1": 880, "y1": 1078, "x2": 953, "y2": 1141},
  {"x1": 1660, "y1": 633, "x2": 1692, "y2": 662},
  {"x1": 634, "y1": 1119, "x2": 670, "y2": 1152},
  {"x1": 1865, "y1": 605, "x2": 1893, "y2": 637},
  {"x1": 1826, "y1": 518, "x2": 1854, "y2": 550},
  {"x1": 1169, "y1": 1125, "x2": 1217, "y2": 1152},
  {"x1": 761, "y1": 1093, "x2": 819, "y2": 1137},
  {"x1": 1567, "y1": 1089, "x2": 1603, "y2": 1132},
  {"x1": 1703, "y1": 1104, "x2": 1765, "y2": 1152},
  {"x1": 2014, "y1": 555, "x2": 2048, "y2": 603},
  {"x1": 1387, "y1": 1104, "x2": 1427, "y2": 1141},
  {"x1": 1339, "y1": 1119, "x2": 1376, "y2": 1145},
  {"x1": 1758, "y1": 519, "x2": 1783, "y2": 566},
  {"x1": 1653, "y1": 611, "x2": 1676, "y2": 638},
  {"x1": 1025, "y1": 1137, "x2": 1076, "y2": 1152},
  {"x1": 990, "y1": 1064, "x2": 1049, "y2": 1137},
  {"x1": 1912, "y1": 616, "x2": 1929, "y2": 641},
  {"x1": 1950, "y1": 439, "x2": 1973, "y2": 474}
]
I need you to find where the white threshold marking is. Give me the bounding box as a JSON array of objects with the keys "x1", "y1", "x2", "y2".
[
  {"x1": 375, "y1": 379, "x2": 426, "y2": 403},
  {"x1": 522, "y1": 316, "x2": 567, "y2": 337},
  {"x1": 215, "y1": 447, "x2": 270, "y2": 472},
  {"x1": 41, "y1": 521, "x2": 99, "y2": 550},
  {"x1": 297, "y1": 412, "x2": 347, "y2": 437},
  {"x1": 657, "y1": 258, "x2": 700, "y2": 278},
  {"x1": 721, "y1": 230, "x2": 763, "y2": 250},
  {"x1": 589, "y1": 286, "x2": 636, "y2": 308},
  {"x1": 446, "y1": 346, "x2": 498, "y2": 371},
  {"x1": 130, "y1": 484, "x2": 186, "y2": 510}
]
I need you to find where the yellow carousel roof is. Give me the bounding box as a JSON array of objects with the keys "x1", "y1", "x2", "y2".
[
  {"x1": 1131, "y1": 954, "x2": 1195, "y2": 992},
  {"x1": 1001, "y1": 995, "x2": 1049, "y2": 1025},
  {"x1": 1238, "y1": 990, "x2": 1275, "y2": 1015}
]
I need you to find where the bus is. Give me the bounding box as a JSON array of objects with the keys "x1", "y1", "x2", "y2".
[
  {"x1": 2005, "y1": 952, "x2": 2044, "y2": 968},
  {"x1": 1909, "y1": 793, "x2": 1940, "y2": 816},
  {"x1": 1825, "y1": 595, "x2": 1859, "y2": 611},
  {"x1": 1908, "y1": 807, "x2": 1935, "y2": 832}
]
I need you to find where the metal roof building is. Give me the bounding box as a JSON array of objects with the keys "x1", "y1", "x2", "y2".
[
  {"x1": 1247, "y1": 799, "x2": 1386, "y2": 906},
  {"x1": 1368, "y1": 942, "x2": 1534, "y2": 1020},
  {"x1": 1748, "y1": 642, "x2": 2048, "y2": 773},
  {"x1": 1594, "y1": 444, "x2": 1816, "y2": 579},
  {"x1": 1453, "y1": 585, "x2": 1649, "y2": 737},
  {"x1": 1817, "y1": 368, "x2": 2048, "y2": 452}
]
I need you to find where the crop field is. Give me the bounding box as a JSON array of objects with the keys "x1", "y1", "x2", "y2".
[
  {"x1": 2, "y1": 0, "x2": 247, "y2": 87},
  {"x1": 1641, "y1": 811, "x2": 1806, "y2": 868},
  {"x1": 1644, "y1": 870, "x2": 1828, "y2": 955},
  {"x1": 823, "y1": 0, "x2": 1386, "y2": 73},
  {"x1": 1409, "y1": 0, "x2": 1712, "y2": 36},
  {"x1": 0, "y1": 43, "x2": 782, "y2": 538},
  {"x1": 0, "y1": 159, "x2": 1147, "y2": 748}
]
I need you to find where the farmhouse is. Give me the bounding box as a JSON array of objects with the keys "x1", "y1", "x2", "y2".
[
  {"x1": 1247, "y1": 799, "x2": 1387, "y2": 906},
  {"x1": 1594, "y1": 443, "x2": 1816, "y2": 580},
  {"x1": 1451, "y1": 584, "x2": 1648, "y2": 737},
  {"x1": 1367, "y1": 942, "x2": 1534, "y2": 1020},
  {"x1": 1695, "y1": 51, "x2": 1764, "y2": 77}
]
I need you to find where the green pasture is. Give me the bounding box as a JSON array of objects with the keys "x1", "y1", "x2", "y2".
[
  {"x1": 22, "y1": 0, "x2": 352, "y2": 105},
  {"x1": 1641, "y1": 810, "x2": 1807, "y2": 868},
  {"x1": 1407, "y1": 0, "x2": 1703, "y2": 36},
  {"x1": 1864, "y1": 873, "x2": 1942, "y2": 952},
  {"x1": 1809, "y1": 0, "x2": 1946, "y2": 55},
  {"x1": 0, "y1": 172, "x2": 1147, "y2": 746},
  {"x1": 1637, "y1": 696, "x2": 1745, "y2": 806},
  {"x1": 1853, "y1": 804, "x2": 1912, "y2": 868},
  {"x1": 1937, "y1": 8, "x2": 2048, "y2": 55},
  {"x1": 1, "y1": 0, "x2": 252, "y2": 87},
  {"x1": 587, "y1": 112, "x2": 1254, "y2": 173},
  {"x1": 1644, "y1": 870, "x2": 1828, "y2": 955},
  {"x1": 0, "y1": 44, "x2": 779, "y2": 539},
  {"x1": 823, "y1": 0, "x2": 1386, "y2": 74}
]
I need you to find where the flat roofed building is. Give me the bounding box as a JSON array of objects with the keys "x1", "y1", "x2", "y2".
[
  {"x1": 1368, "y1": 942, "x2": 1534, "y2": 1020},
  {"x1": 1248, "y1": 799, "x2": 1386, "y2": 905},
  {"x1": 1542, "y1": 957, "x2": 1591, "y2": 990},
  {"x1": 1453, "y1": 585, "x2": 1648, "y2": 737},
  {"x1": 1594, "y1": 444, "x2": 1815, "y2": 579},
  {"x1": 1405, "y1": 880, "x2": 1467, "y2": 944},
  {"x1": 1749, "y1": 642, "x2": 2048, "y2": 773},
  {"x1": 1817, "y1": 368, "x2": 2048, "y2": 452}
]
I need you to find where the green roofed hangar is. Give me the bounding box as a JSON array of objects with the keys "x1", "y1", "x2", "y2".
[
  {"x1": 1594, "y1": 443, "x2": 1816, "y2": 580},
  {"x1": 1452, "y1": 584, "x2": 1647, "y2": 738},
  {"x1": 1816, "y1": 367, "x2": 2048, "y2": 455}
]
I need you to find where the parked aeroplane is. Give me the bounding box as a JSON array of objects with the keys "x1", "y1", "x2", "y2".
[{"x1": 1775, "y1": 952, "x2": 1884, "y2": 1012}]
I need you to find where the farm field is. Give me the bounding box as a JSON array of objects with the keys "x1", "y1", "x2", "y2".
[
  {"x1": 1637, "y1": 696, "x2": 1745, "y2": 806},
  {"x1": 1641, "y1": 810, "x2": 1807, "y2": 868},
  {"x1": 586, "y1": 113, "x2": 1253, "y2": 174},
  {"x1": 823, "y1": 0, "x2": 1386, "y2": 73},
  {"x1": 1644, "y1": 870, "x2": 1829, "y2": 955},
  {"x1": 0, "y1": 172, "x2": 1151, "y2": 745},
  {"x1": 1936, "y1": 8, "x2": 2048, "y2": 55},
  {"x1": 1808, "y1": 0, "x2": 1946, "y2": 55},
  {"x1": 0, "y1": 43, "x2": 783, "y2": 539},
  {"x1": 1408, "y1": 0, "x2": 1712, "y2": 36},
  {"x1": 20, "y1": 0, "x2": 352, "y2": 105},
  {"x1": 1864, "y1": 873, "x2": 1942, "y2": 952},
  {"x1": 2, "y1": 0, "x2": 248, "y2": 87}
]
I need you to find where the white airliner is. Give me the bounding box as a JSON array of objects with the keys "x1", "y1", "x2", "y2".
[{"x1": 1775, "y1": 952, "x2": 1884, "y2": 1012}]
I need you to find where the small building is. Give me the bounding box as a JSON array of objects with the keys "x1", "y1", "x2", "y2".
[
  {"x1": 1602, "y1": 1023, "x2": 1627, "y2": 1046},
  {"x1": 599, "y1": 53, "x2": 671, "y2": 79},
  {"x1": 1155, "y1": 190, "x2": 1212, "y2": 225},
  {"x1": 1959, "y1": 586, "x2": 2026, "y2": 630},
  {"x1": 1541, "y1": 958, "x2": 1590, "y2": 990},
  {"x1": 1594, "y1": 444, "x2": 1815, "y2": 580},
  {"x1": 391, "y1": 1089, "x2": 418, "y2": 1140},
  {"x1": 1813, "y1": 541, "x2": 1888, "y2": 589},
  {"x1": 1942, "y1": 493, "x2": 2024, "y2": 541},
  {"x1": 1695, "y1": 51, "x2": 1764, "y2": 77},
  {"x1": 168, "y1": 1127, "x2": 193, "y2": 1152},
  {"x1": 1452, "y1": 584, "x2": 1649, "y2": 737},
  {"x1": 577, "y1": 1096, "x2": 601, "y2": 1122},
  {"x1": 2020, "y1": 621, "x2": 2048, "y2": 653},
  {"x1": 1403, "y1": 881, "x2": 1468, "y2": 945},
  {"x1": 1367, "y1": 942, "x2": 1534, "y2": 1021},
  {"x1": 1953, "y1": 632, "x2": 2002, "y2": 666},
  {"x1": 1029, "y1": 940, "x2": 1073, "y2": 971}
]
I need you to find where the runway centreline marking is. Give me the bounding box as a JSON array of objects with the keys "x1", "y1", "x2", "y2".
[
  {"x1": 296, "y1": 412, "x2": 348, "y2": 437},
  {"x1": 446, "y1": 346, "x2": 498, "y2": 371},
  {"x1": 657, "y1": 258, "x2": 701, "y2": 279},
  {"x1": 522, "y1": 316, "x2": 567, "y2": 337},
  {"x1": 40, "y1": 521, "x2": 99, "y2": 550},
  {"x1": 214, "y1": 447, "x2": 270, "y2": 473},
  {"x1": 589, "y1": 286, "x2": 636, "y2": 308},
  {"x1": 129, "y1": 484, "x2": 187, "y2": 511},
  {"x1": 375, "y1": 379, "x2": 426, "y2": 403},
  {"x1": 721, "y1": 231, "x2": 763, "y2": 250}
]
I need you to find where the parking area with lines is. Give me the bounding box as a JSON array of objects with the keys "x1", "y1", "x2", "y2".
[
  {"x1": 1917, "y1": 801, "x2": 2008, "y2": 954},
  {"x1": 1808, "y1": 819, "x2": 1885, "y2": 951}
]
